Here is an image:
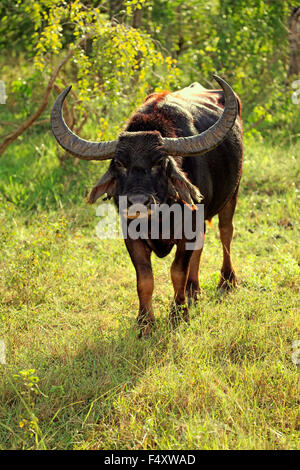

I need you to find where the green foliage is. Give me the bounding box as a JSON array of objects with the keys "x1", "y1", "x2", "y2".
[
  {"x1": 0, "y1": 1, "x2": 35, "y2": 54},
  {"x1": 144, "y1": 0, "x2": 299, "y2": 136},
  {"x1": 0, "y1": 0, "x2": 179, "y2": 146},
  {"x1": 1, "y1": 0, "x2": 299, "y2": 143}
]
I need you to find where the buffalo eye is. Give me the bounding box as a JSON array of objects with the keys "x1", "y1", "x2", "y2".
[
  {"x1": 114, "y1": 159, "x2": 127, "y2": 172},
  {"x1": 151, "y1": 158, "x2": 165, "y2": 171}
]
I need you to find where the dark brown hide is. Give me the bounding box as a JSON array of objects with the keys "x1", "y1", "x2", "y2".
[{"x1": 51, "y1": 79, "x2": 243, "y2": 337}]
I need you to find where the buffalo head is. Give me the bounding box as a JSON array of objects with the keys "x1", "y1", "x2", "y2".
[
  {"x1": 85, "y1": 130, "x2": 203, "y2": 213},
  {"x1": 51, "y1": 75, "x2": 238, "y2": 212}
]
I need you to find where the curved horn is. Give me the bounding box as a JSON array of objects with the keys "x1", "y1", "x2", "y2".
[
  {"x1": 162, "y1": 74, "x2": 238, "y2": 157},
  {"x1": 51, "y1": 86, "x2": 117, "y2": 160}
]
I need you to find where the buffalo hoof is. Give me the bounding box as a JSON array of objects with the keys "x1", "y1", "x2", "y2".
[
  {"x1": 218, "y1": 271, "x2": 237, "y2": 291},
  {"x1": 169, "y1": 303, "x2": 189, "y2": 328},
  {"x1": 186, "y1": 280, "x2": 201, "y2": 306},
  {"x1": 138, "y1": 322, "x2": 154, "y2": 339}
]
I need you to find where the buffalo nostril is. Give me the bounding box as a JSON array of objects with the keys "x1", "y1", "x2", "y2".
[{"x1": 128, "y1": 194, "x2": 151, "y2": 207}]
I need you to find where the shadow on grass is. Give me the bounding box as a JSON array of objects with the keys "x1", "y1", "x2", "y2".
[{"x1": 1, "y1": 315, "x2": 174, "y2": 449}]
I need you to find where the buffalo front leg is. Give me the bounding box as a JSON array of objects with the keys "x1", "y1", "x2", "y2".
[
  {"x1": 186, "y1": 223, "x2": 206, "y2": 304},
  {"x1": 170, "y1": 240, "x2": 193, "y2": 326},
  {"x1": 125, "y1": 239, "x2": 155, "y2": 337},
  {"x1": 186, "y1": 241, "x2": 204, "y2": 304},
  {"x1": 218, "y1": 189, "x2": 238, "y2": 289}
]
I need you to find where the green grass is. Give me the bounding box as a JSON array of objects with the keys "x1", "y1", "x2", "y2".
[{"x1": 0, "y1": 130, "x2": 299, "y2": 450}]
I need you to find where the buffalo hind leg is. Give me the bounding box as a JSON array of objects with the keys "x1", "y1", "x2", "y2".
[
  {"x1": 125, "y1": 239, "x2": 155, "y2": 337},
  {"x1": 218, "y1": 190, "x2": 238, "y2": 290},
  {"x1": 170, "y1": 240, "x2": 193, "y2": 326}
]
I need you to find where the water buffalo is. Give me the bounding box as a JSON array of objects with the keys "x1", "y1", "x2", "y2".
[{"x1": 51, "y1": 75, "x2": 243, "y2": 337}]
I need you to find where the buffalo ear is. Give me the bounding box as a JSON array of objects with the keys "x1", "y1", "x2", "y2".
[
  {"x1": 86, "y1": 168, "x2": 116, "y2": 204},
  {"x1": 167, "y1": 157, "x2": 203, "y2": 205}
]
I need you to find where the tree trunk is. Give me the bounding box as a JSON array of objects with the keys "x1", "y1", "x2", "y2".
[
  {"x1": 109, "y1": 0, "x2": 123, "y2": 20},
  {"x1": 0, "y1": 35, "x2": 91, "y2": 157},
  {"x1": 174, "y1": 5, "x2": 185, "y2": 59},
  {"x1": 288, "y1": 7, "x2": 300, "y2": 77},
  {"x1": 132, "y1": 7, "x2": 143, "y2": 29}
]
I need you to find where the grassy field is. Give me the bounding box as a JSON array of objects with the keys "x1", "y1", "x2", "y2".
[{"x1": 0, "y1": 130, "x2": 299, "y2": 450}]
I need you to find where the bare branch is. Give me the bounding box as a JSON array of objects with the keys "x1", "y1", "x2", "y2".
[{"x1": 0, "y1": 34, "x2": 91, "y2": 156}]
